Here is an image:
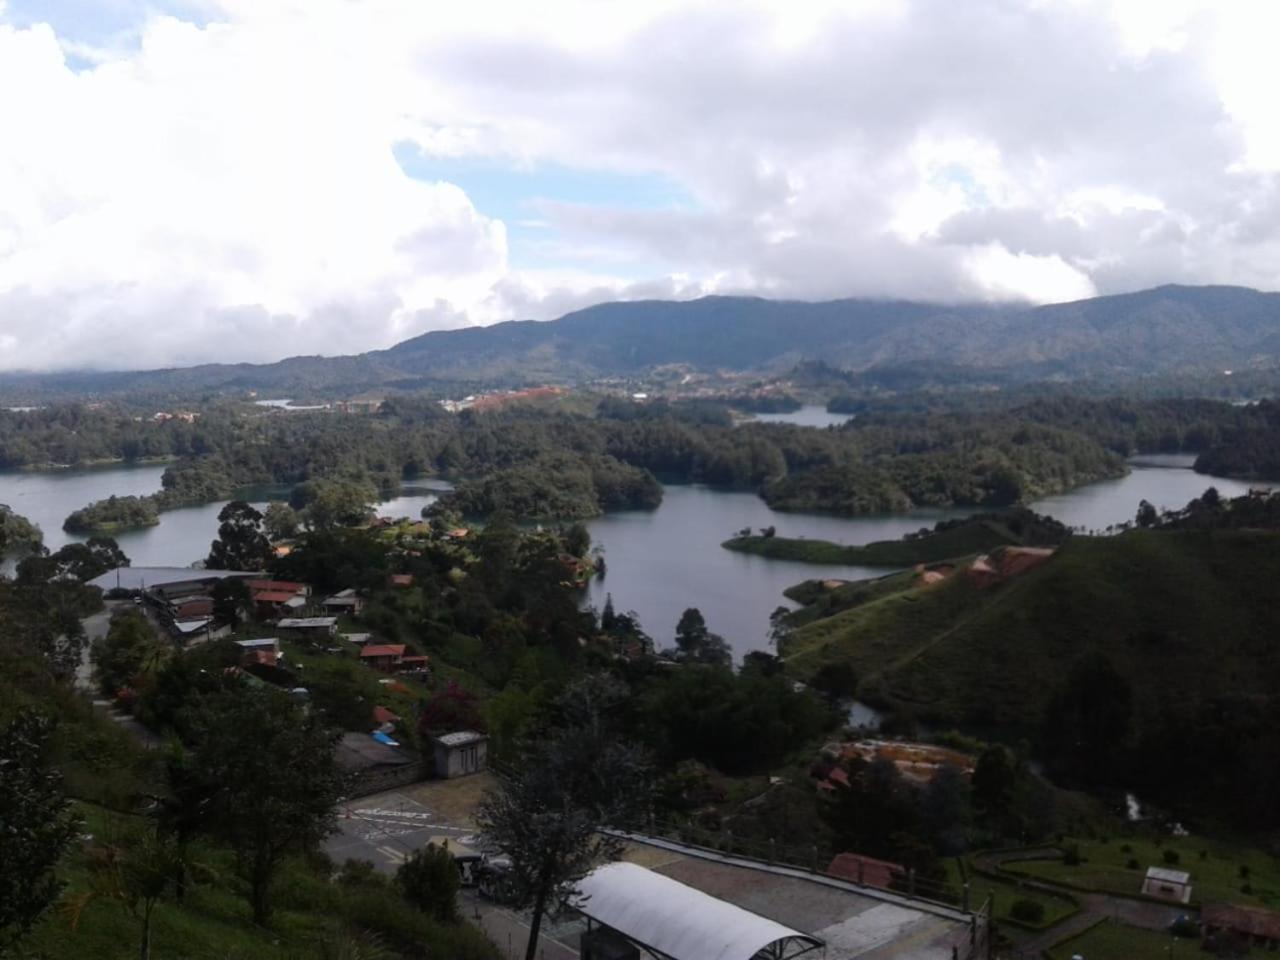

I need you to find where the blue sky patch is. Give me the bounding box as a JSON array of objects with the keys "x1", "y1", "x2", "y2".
[{"x1": 393, "y1": 142, "x2": 696, "y2": 273}]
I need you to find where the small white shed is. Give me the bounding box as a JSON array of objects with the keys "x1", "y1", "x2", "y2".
[
  {"x1": 1142, "y1": 866, "x2": 1192, "y2": 903},
  {"x1": 432, "y1": 731, "x2": 487, "y2": 778}
]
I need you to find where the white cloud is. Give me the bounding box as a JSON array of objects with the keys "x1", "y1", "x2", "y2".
[{"x1": 1, "y1": 0, "x2": 1280, "y2": 370}]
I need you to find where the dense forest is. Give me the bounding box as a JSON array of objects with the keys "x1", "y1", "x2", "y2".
[{"x1": 11, "y1": 392, "x2": 1280, "y2": 527}]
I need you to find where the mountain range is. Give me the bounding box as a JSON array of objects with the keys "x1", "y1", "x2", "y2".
[{"x1": 5, "y1": 283, "x2": 1280, "y2": 400}]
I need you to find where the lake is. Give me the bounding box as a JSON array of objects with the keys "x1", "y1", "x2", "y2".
[
  {"x1": 742, "y1": 405, "x2": 854, "y2": 428},
  {"x1": 0, "y1": 454, "x2": 1258, "y2": 657}
]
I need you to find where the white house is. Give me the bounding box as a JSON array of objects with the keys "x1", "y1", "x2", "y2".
[{"x1": 1142, "y1": 866, "x2": 1192, "y2": 903}]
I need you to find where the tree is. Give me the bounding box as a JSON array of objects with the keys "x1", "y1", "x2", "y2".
[
  {"x1": 673, "y1": 607, "x2": 732, "y2": 667},
  {"x1": 1041, "y1": 653, "x2": 1133, "y2": 786},
  {"x1": 396, "y1": 843, "x2": 459, "y2": 922},
  {"x1": 562, "y1": 522, "x2": 591, "y2": 558},
  {"x1": 0, "y1": 711, "x2": 82, "y2": 955},
  {"x1": 192, "y1": 688, "x2": 349, "y2": 924},
  {"x1": 206, "y1": 500, "x2": 271, "y2": 571},
  {"x1": 418, "y1": 681, "x2": 485, "y2": 740},
  {"x1": 262, "y1": 501, "x2": 299, "y2": 541},
  {"x1": 476, "y1": 676, "x2": 651, "y2": 960},
  {"x1": 92, "y1": 609, "x2": 168, "y2": 698},
  {"x1": 1136, "y1": 498, "x2": 1159, "y2": 528},
  {"x1": 210, "y1": 577, "x2": 250, "y2": 629},
  {"x1": 971, "y1": 745, "x2": 1018, "y2": 830},
  {"x1": 292, "y1": 478, "x2": 377, "y2": 530}
]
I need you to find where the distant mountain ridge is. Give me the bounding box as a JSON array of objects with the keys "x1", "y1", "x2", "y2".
[{"x1": 5, "y1": 284, "x2": 1280, "y2": 399}]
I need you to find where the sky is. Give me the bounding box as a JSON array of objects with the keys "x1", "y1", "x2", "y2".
[{"x1": 2, "y1": 0, "x2": 1280, "y2": 370}]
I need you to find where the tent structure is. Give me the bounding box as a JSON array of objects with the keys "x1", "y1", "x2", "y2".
[{"x1": 574, "y1": 862, "x2": 824, "y2": 960}]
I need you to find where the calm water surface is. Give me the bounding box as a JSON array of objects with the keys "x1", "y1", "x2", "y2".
[
  {"x1": 0, "y1": 454, "x2": 1259, "y2": 656},
  {"x1": 745, "y1": 405, "x2": 853, "y2": 428}
]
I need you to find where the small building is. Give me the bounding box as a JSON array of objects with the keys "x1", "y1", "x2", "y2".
[
  {"x1": 343, "y1": 632, "x2": 373, "y2": 646},
  {"x1": 388, "y1": 573, "x2": 414, "y2": 588},
  {"x1": 235, "y1": 638, "x2": 280, "y2": 665},
  {"x1": 360, "y1": 644, "x2": 406, "y2": 672},
  {"x1": 1142, "y1": 866, "x2": 1192, "y2": 903},
  {"x1": 1203, "y1": 902, "x2": 1280, "y2": 951},
  {"x1": 247, "y1": 579, "x2": 311, "y2": 598},
  {"x1": 335, "y1": 731, "x2": 424, "y2": 797},
  {"x1": 252, "y1": 590, "x2": 306, "y2": 619},
  {"x1": 277, "y1": 616, "x2": 338, "y2": 642},
  {"x1": 432, "y1": 731, "x2": 488, "y2": 778},
  {"x1": 399, "y1": 654, "x2": 430, "y2": 676},
  {"x1": 322, "y1": 588, "x2": 363, "y2": 616}
]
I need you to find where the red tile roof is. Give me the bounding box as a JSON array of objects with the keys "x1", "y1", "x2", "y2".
[
  {"x1": 389, "y1": 574, "x2": 414, "y2": 586},
  {"x1": 826, "y1": 853, "x2": 904, "y2": 889},
  {"x1": 247, "y1": 580, "x2": 307, "y2": 594},
  {"x1": 1203, "y1": 903, "x2": 1280, "y2": 941},
  {"x1": 360, "y1": 644, "x2": 406, "y2": 659},
  {"x1": 372, "y1": 705, "x2": 400, "y2": 725},
  {"x1": 253, "y1": 590, "x2": 299, "y2": 603}
]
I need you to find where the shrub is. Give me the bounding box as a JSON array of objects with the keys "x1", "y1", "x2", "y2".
[
  {"x1": 1120, "y1": 843, "x2": 1132, "y2": 854},
  {"x1": 341, "y1": 888, "x2": 495, "y2": 960},
  {"x1": 1010, "y1": 899, "x2": 1046, "y2": 924},
  {"x1": 1170, "y1": 916, "x2": 1199, "y2": 938},
  {"x1": 1062, "y1": 844, "x2": 1081, "y2": 866},
  {"x1": 1163, "y1": 849, "x2": 1180, "y2": 865},
  {"x1": 1240, "y1": 865, "x2": 1250, "y2": 879},
  {"x1": 1242, "y1": 882, "x2": 1253, "y2": 895},
  {"x1": 396, "y1": 844, "x2": 460, "y2": 922},
  {"x1": 339, "y1": 858, "x2": 385, "y2": 888},
  {"x1": 1126, "y1": 858, "x2": 1140, "y2": 870},
  {"x1": 1199, "y1": 850, "x2": 1208, "y2": 861}
]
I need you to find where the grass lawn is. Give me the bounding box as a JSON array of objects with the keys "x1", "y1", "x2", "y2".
[
  {"x1": 1048, "y1": 919, "x2": 1272, "y2": 960},
  {"x1": 945, "y1": 858, "x2": 1078, "y2": 930},
  {"x1": 1004, "y1": 835, "x2": 1280, "y2": 909}
]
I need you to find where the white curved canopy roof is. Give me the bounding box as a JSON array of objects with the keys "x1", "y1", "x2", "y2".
[{"x1": 574, "y1": 861, "x2": 823, "y2": 960}]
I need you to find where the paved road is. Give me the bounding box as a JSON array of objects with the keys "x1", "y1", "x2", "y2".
[{"x1": 326, "y1": 787, "x2": 581, "y2": 958}]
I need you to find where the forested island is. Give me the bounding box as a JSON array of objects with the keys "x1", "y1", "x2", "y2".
[
  {"x1": 62, "y1": 494, "x2": 160, "y2": 534},
  {"x1": 724, "y1": 508, "x2": 1068, "y2": 566}
]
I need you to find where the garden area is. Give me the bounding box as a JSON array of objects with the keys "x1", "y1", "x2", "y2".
[
  {"x1": 1004, "y1": 835, "x2": 1280, "y2": 909},
  {"x1": 1048, "y1": 919, "x2": 1272, "y2": 960}
]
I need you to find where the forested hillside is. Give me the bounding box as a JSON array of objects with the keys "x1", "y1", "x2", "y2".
[
  {"x1": 5, "y1": 284, "x2": 1280, "y2": 400},
  {"x1": 781, "y1": 526, "x2": 1280, "y2": 829}
]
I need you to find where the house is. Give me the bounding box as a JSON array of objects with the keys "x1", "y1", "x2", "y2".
[
  {"x1": 399, "y1": 654, "x2": 430, "y2": 676},
  {"x1": 432, "y1": 731, "x2": 487, "y2": 778},
  {"x1": 1202, "y1": 903, "x2": 1280, "y2": 951},
  {"x1": 360, "y1": 644, "x2": 406, "y2": 672},
  {"x1": 235, "y1": 638, "x2": 279, "y2": 665},
  {"x1": 343, "y1": 632, "x2": 373, "y2": 646},
  {"x1": 252, "y1": 590, "x2": 306, "y2": 619},
  {"x1": 388, "y1": 573, "x2": 414, "y2": 588},
  {"x1": 1142, "y1": 866, "x2": 1192, "y2": 903},
  {"x1": 322, "y1": 588, "x2": 363, "y2": 616},
  {"x1": 277, "y1": 616, "x2": 338, "y2": 642}
]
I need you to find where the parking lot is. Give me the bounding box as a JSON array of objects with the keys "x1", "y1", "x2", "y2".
[{"x1": 325, "y1": 789, "x2": 474, "y2": 872}]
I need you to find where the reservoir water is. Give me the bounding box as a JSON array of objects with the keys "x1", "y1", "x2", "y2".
[{"x1": 0, "y1": 451, "x2": 1259, "y2": 657}]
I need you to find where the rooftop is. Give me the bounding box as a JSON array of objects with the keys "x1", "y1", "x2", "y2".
[
  {"x1": 435, "y1": 731, "x2": 486, "y2": 747},
  {"x1": 253, "y1": 590, "x2": 300, "y2": 603},
  {"x1": 574, "y1": 861, "x2": 822, "y2": 960},
  {"x1": 1145, "y1": 866, "x2": 1191, "y2": 884},
  {"x1": 361, "y1": 644, "x2": 406, "y2": 658},
  {"x1": 278, "y1": 617, "x2": 337, "y2": 628},
  {"x1": 88, "y1": 566, "x2": 261, "y2": 592}
]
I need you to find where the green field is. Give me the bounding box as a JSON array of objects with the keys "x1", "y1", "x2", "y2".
[
  {"x1": 1048, "y1": 919, "x2": 1271, "y2": 960},
  {"x1": 1005, "y1": 836, "x2": 1280, "y2": 909},
  {"x1": 943, "y1": 858, "x2": 1078, "y2": 930}
]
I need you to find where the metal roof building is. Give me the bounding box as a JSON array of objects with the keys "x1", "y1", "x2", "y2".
[{"x1": 574, "y1": 861, "x2": 823, "y2": 960}]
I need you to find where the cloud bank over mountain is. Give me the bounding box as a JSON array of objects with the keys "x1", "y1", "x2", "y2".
[{"x1": 2, "y1": 0, "x2": 1280, "y2": 369}]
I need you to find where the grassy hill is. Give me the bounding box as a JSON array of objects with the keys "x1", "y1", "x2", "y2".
[
  {"x1": 783, "y1": 530, "x2": 1280, "y2": 729},
  {"x1": 723, "y1": 508, "x2": 1067, "y2": 566}
]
